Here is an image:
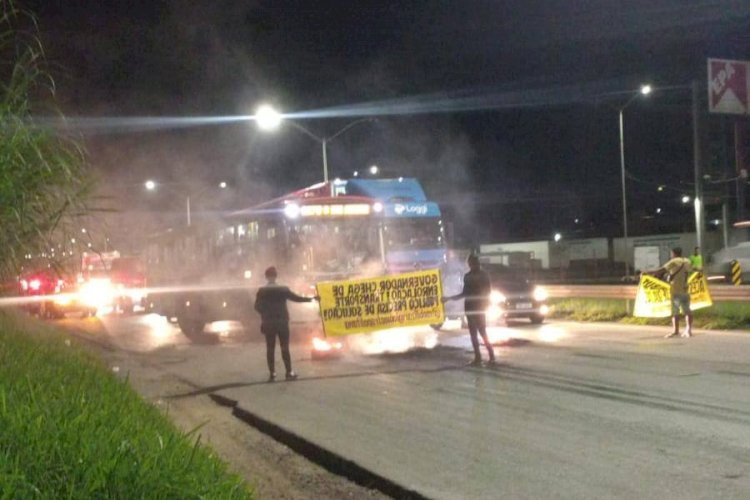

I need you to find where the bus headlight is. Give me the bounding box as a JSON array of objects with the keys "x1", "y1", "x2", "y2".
[
  {"x1": 284, "y1": 203, "x2": 300, "y2": 219},
  {"x1": 533, "y1": 286, "x2": 548, "y2": 302}
]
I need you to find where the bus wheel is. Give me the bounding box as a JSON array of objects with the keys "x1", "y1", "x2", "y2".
[
  {"x1": 240, "y1": 316, "x2": 259, "y2": 337},
  {"x1": 177, "y1": 315, "x2": 205, "y2": 338}
]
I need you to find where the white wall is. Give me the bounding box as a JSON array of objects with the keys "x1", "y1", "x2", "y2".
[
  {"x1": 480, "y1": 241, "x2": 551, "y2": 268},
  {"x1": 612, "y1": 232, "x2": 722, "y2": 268},
  {"x1": 481, "y1": 233, "x2": 724, "y2": 270},
  {"x1": 566, "y1": 238, "x2": 609, "y2": 261}
]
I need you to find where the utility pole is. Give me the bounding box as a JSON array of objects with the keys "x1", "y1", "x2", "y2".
[
  {"x1": 736, "y1": 120, "x2": 747, "y2": 241},
  {"x1": 692, "y1": 80, "x2": 705, "y2": 253}
]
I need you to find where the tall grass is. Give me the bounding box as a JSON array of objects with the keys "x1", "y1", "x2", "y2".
[
  {"x1": 551, "y1": 298, "x2": 750, "y2": 330},
  {"x1": 0, "y1": 311, "x2": 252, "y2": 498},
  {"x1": 0, "y1": 1, "x2": 91, "y2": 279}
]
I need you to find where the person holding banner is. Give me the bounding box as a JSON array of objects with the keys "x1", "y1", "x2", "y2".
[
  {"x1": 254, "y1": 266, "x2": 317, "y2": 382},
  {"x1": 442, "y1": 254, "x2": 497, "y2": 366},
  {"x1": 644, "y1": 247, "x2": 694, "y2": 338}
]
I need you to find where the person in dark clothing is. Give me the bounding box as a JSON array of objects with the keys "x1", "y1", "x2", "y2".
[
  {"x1": 254, "y1": 266, "x2": 317, "y2": 382},
  {"x1": 442, "y1": 255, "x2": 496, "y2": 365}
]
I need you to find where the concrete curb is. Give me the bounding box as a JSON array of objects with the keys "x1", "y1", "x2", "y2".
[{"x1": 209, "y1": 393, "x2": 429, "y2": 500}]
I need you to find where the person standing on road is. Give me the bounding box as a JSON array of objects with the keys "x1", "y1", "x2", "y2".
[
  {"x1": 442, "y1": 254, "x2": 496, "y2": 365},
  {"x1": 645, "y1": 247, "x2": 694, "y2": 338},
  {"x1": 689, "y1": 246, "x2": 703, "y2": 271},
  {"x1": 254, "y1": 266, "x2": 317, "y2": 382}
]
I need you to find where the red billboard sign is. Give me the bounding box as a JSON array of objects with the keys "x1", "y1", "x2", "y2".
[{"x1": 708, "y1": 58, "x2": 750, "y2": 115}]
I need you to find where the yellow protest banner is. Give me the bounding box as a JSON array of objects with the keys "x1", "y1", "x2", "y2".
[
  {"x1": 316, "y1": 269, "x2": 445, "y2": 337},
  {"x1": 633, "y1": 272, "x2": 713, "y2": 318},
  {"x1": 687, "y1": 272, "x2": 713, "y2": 310},
  {"x1": 633, "y1": 274, "x2": 672, "y2": 318}
]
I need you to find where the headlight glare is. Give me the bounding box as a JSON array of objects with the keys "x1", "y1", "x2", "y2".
[
  {"x1": 533, "y1": 286, "x2": 548, "y2": 302},
  {"x1": 490, "y1": 290, "x2": 506, "y2": 305}
]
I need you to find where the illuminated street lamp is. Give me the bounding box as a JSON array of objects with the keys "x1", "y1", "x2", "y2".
[
  {"x1": 369, "y1": 165, "x2": 379, "y2": 176},
  {"x1": 144, "y1": 180, "x2": 227, "y2": 226},
  {"x1": 255, "y1": 104, "x2": 282, "y2": 131},
  {"x1": 255, "y1": 104, "x2": 375, "y2": 183},
  {"x1": 618, "y1": 83, "x2": 652, "y2": 277},
  {"x1": 682, "y1": 195, "x2": 691, "y2": 204}
]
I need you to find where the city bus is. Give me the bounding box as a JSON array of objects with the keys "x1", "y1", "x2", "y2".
[{"x1": 145, "y1": 177, "x2": 452, "y2": 338}]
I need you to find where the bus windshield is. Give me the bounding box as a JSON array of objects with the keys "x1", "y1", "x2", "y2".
[
  {"x1": 384, "y1": 218, "x2": 444, "y2": 251},
  {"x1": 289, "y1": 218, "x2": 381, "y2": 275}
]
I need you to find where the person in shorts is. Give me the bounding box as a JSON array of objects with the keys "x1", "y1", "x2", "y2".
[{"x1": 646, "y1": 247, "x2": 694, "y2": 338}]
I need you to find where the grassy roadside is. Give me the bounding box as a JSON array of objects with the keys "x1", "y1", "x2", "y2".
[
  {"x1": 550, "y1": 298, "x2": 750, "y2": 330},
  {"x1": 0, "y1": 311, "x2": 253, "y2": 498}
]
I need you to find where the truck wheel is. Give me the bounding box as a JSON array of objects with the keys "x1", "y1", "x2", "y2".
[
  {"x1": 530, "y1": 314, "x2": 544, "y2": 325},
  {"x1": 430, "y1": 322, "x2": 444, "y2": 331}
]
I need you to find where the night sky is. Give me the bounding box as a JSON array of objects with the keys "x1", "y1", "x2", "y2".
[{"x1": 20, "y1": 0, "x2": 750, "y2": 245}]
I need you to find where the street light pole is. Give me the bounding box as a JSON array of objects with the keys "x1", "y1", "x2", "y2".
[
  {"x1": 290, "y1": 118, "x2": 375, "y2": 183},
  {"x1": 616, "y1": 84, "x2": 651, "y2": 278},
  {"x1": 692, "y1": 80, "x2": 705, "y2": 254},
  {"x1": 322, "y1": 139, "x2": 329, "y2": 183},
  {"x1": 255, "y1": 105, "x2": 374, "y2": 183},
  {"x1": 619, "y1": 108, "x2": 629, "y2": 278},
  {"x1": 145, "y1": 181, "x2": 226, "y2": 228}
]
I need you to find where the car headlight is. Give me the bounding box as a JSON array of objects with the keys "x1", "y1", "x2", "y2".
[
  {"x1": 490, "y1": 290, "x2": 506, "y2": 305},
  {"x1": 533, "y1": 286, "x2": 548, "y2": 302}
]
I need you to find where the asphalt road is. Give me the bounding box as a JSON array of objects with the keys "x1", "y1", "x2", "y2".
[{"x1": 74, "y1": 313, "x2": 750, "y2": 499}]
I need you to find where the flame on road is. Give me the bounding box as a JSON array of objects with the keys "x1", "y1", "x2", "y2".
[
  {"x1": 486, "y1": 326, "x2": 511, "y2": 344},
  {"x1": 537, "y1": 325, "x2": 566, "y2": 343},
  {"x1": 141, "y1": 313, "x2": 174, "y2": 342},
  {"x1": 345, "y1": 326, "x2": 439, "y2": 355},
  {"x1": 312, "y1": 337, "x2": 343, "y2": 352}
]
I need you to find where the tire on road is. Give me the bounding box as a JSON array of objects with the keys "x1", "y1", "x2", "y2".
[
  {"x1": 177, "y1": 315, "x2": 205, "y2": 338},
  {"x1": 530, "y1": 314, "x2": 544, "y2": 324}
]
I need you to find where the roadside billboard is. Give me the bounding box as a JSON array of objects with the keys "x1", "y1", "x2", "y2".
[{"x1": 708, "y1": 58, "x2": 750, "y2": 115}]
